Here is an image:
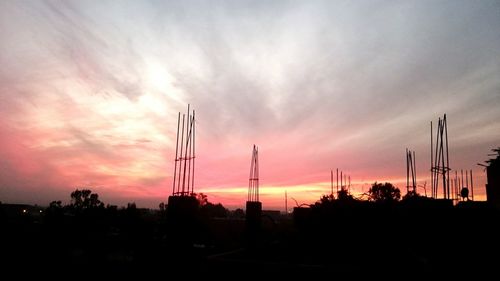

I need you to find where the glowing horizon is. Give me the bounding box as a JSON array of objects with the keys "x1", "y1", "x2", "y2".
[{"x1": 0, "y1": 0, "x2": 498, "y2": 210}]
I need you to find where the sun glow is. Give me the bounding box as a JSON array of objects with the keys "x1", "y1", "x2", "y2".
[{"x1": 146, "y1": 61, "x2": 184, "y2": 102}]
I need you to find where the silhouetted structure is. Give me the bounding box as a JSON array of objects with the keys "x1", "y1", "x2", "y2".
[
  {"x1": 167, "y1": 105, "x2": 199, "y2": 241},
  {"x1": 406, "y1": 148, "x2": 417, "y2": 195},
  {"x1": 484, "y1": 148, "x2": 500, "y2": 208},
  {"x1": 171, "y1": 104, "x2": 196, "y2": 197},
  {"x1": 452, "y1": 169, "x2": 474, "y2": 202},
  {"x1": 246, "y1": 145, "x2": 262, "y2": 232},
  {"x1": 431, "y1": 114, "x2": 451, "y2": 199},
  {"x1": 334, "y1": 168, "x2": 351, "y2": 197}
]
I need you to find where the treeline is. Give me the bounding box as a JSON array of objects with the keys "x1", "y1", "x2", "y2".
[{"x1": 45, "y1": 189, "x2": 245, "y2": 220}]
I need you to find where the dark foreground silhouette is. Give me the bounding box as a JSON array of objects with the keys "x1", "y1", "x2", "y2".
[{"x1": 1, "y1": 193, "x2": 499, "y2": 278}]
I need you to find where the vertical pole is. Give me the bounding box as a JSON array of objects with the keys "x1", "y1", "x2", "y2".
[
  {"x1": 331, "y1": 170, "x2": 333, "y2": 196},
  {"x1": 466, "y1": 170, "x2": 469, "y2": 189},
  {"x1": 452, "y1": 176, "x2": 455, "y2": 201},
  {"x1": 440, "y1": 120, "x2": 446, "y2": 199},
  {"x1": 434, "y1": 119, "x2": 440, "y2": 198},
  {"x1": 459, "y1": 170, "x2": 462, "y2": 200},
  {"x1": 172, "y1": 112, "x2": 180, "y2": 195},
  {"x1": 444, "y1": 114, "x2": 450, "y2": 200},
  {"x1": 406, "y1": 148, "x2": 409, "y2": 194},
  {"x1": 430, "y1": 121, "x2": 433, "y2": 198},
  {"x1": 341, "y1": 171, "x2": 343, "y2": 190},
  {"x1": 413, "y1": 151, "x2": 417, "y2": 193},
  {"x1": 256, "y1": 146, "x2": 259, "y2": 202},
  {"x1": 336, "y1": 168, "x2": 339, "y2": 194},
  {"x1": 461, "y1": 169, "x2": 464, "y2": 201},
  {"x1": 181, "y1": 105, "x2": 190, "y2": 194},
  {"x1": 465, "y1": 170, "x2": 469, "y2": 200},
  {"x1": 177, "y1": 114, "x2": 185, "y2": 194},
  {"x1": 187, "y1": 116, "x2": 192, "y2": 193},
  {"x1": 249, "y1": 145, "x2": 254, "y2": 202},
  {"x1": 470, "y1": 170, "x2": 474, "y2": 201},
  {"x1": 191, "y1": 111, "x2": 196, "y2": 194}
]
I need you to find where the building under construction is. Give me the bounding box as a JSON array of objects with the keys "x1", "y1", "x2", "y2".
[
  {"x1": 167, "y1": 105, "x2": 199, "y2": 228},
  {"x1": 246, "y1": 145, "x2": 262, "y2": 232}
]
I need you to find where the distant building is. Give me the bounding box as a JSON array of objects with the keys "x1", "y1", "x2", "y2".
[
  {"x1": 486, "y1": 149, "x2": 500, "y2": 208},
  {"x1": 262, "y1": 210, "x2": 281, "y2": 221}
]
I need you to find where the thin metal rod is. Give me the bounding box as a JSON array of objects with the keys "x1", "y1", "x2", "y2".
[
  {"x1": 470, "y1": 170, "x2": 474, "y2": 201},
  {"x1": 433, "y1": 120, "x2": 438, "y2": 197},
  {"x1": 331, "y1": 170, "x2": 333, "y2": 196},
  {"x1": 341, "y1": 171, "x2": 343, "y2": 190},
  {"x1": 191, "y1": 110, "x2": 196, "y2": 194},
  {"x1": 431, "y1": 121, "x2": 433, "y2": 198},
  {"x1": 256, "y1": 146, "x2": 259, "y2": 202},
  {"x1": 177, "y1": 114, "x2": 185, "y2": 194},
  {"x1": 413, "y1": 151, "x2": 416, "y2": 192},
  {"x1": 407, "y1": 148, "x2": 410, "y2": 194},
  {"x1": 466, "y1": 169, "x2": 469, "y2": 189},
  {"x1": 444, "y1": 114, "x2": 450, "y2": 200},
  {"x1": 186, "y1": 115, "x2": 193, "y2": 193},
  {"x1": 440, "y1": 119, "x2": 446, "y2": 199},
  {"x1": 434, "y1": 119, "x2": 440, "y2": 198},
  {"x1": 336, "y1": 168, "x2": 339, "y2": 194},
  {"x1": 181, "y1": 105, "x2": 190, "y2": 194},
  {"x1": 461, "y1": 169, "x2": 464, "y2": 200},
  {"x1": 249, "y1": 145, "x2": 255, "y2": 201},
  {"x1": 172, "y1": 112, "x2": 180, "y2": 195}
]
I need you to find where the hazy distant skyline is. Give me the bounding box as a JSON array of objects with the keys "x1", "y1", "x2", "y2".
[{"x1": 1, "y1": 0, "x2": 499, "y2": 209}]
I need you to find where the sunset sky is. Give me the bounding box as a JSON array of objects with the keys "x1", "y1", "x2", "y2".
[{"x1": 1, "y1": 0, "x2": 499, "y2": 210}]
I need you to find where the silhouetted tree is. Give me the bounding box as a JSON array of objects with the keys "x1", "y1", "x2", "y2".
[
  {"x1": 337, "y1": 189, "x2": 355, "y2": 202},
  {"x1": 46, "y1": 200, "x2": 64, "y2": 218},
  {"x1": 368, "y1": 182, "x2": 401, "y2": 203},
  {"x1": 70, "y1": 189, "x2": 104, "y2": 210},
  {"x1": 159, "y1": 202, "x2": 166, "y2": 212},
  {"x1": 200, "y1": 202, "x2": 228, "y2": 218},
  {"x1": 402, "y1": 190, "x2": 420, "y2": 201},
  {"x1": 319, "y1": 194, "x2": 335, "y2": 204},
  {"x1": 49, "y1": 200, "x2": 63, "y2": 209},
  {"x1": 192, "y1": 193, "x2": 208, "y2": 206},
  {"x1": 231, "y1": 208, "x2": 245, "y2": 219}
]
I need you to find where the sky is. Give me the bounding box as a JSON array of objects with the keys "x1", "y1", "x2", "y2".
[{"x1": 0, "y1": 0, "x2": 499, "y2": 210}]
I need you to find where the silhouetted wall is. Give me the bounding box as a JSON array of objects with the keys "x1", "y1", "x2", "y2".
[
  {"x1": 486, "y1": 156, "x2": 500, "y2": 208},
  {"x1": 245, "y1": 201, "x2": 262, "y2": 231}
]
